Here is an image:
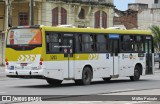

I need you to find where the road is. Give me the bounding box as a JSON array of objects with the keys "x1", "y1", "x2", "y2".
[{"x1": 0, "y1": 65, "x2": 160, "y2": 104}]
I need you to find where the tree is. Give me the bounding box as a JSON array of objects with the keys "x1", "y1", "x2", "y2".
[
  {"x1": 150, "y1": 25, "x2": 160, "y2": 51},
  {"x1": 150, "y1": 25, "x2": 160, "y2": 68}
]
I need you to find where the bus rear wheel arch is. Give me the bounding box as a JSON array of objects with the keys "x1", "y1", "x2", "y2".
[
  {"x1": 75, "y1": 66, "x2": 93, "y2": 85},
  {"x1": 130, "y1": 64, "x2": 142, "y2": 81}
]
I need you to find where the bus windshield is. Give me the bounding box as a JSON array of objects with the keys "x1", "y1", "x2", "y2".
[{"x1": 7, "y1": 28, "x2": 42, "y2": 45}]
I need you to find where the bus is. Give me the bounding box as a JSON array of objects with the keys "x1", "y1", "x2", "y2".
[{"x1": 5, "y1": 25, "x2": 154, "y2": 85}]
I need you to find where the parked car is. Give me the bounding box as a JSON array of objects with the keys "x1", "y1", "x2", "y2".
[{"x1": 154, "y1": 53, "x2": 160, "y2": 62}]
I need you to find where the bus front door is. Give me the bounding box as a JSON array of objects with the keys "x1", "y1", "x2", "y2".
[
  {"x1": 109, "y1": 34, "x2": 120, "y2": 77},
  {"x1": 145, "y1": 36, "x2": 153, "y2": 74},
  {"x1": 63, "y1": 36, "x2": 74, "y2": 78}
]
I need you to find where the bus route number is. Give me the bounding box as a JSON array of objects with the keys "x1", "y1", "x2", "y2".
[{"x1": 50, "y1": 55, "x2": 57, "y2": 60}]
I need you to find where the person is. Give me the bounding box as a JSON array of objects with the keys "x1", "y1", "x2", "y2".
[{"x1": 9, "y1": 31, "x2": 14, "y2": 44}]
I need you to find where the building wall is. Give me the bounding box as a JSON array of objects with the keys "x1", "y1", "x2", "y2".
[
  {"x1": 39, "y1": 1, "x2": 114, "y2": 28},
  {"x1": 138, "y1": 9, "x2": 160, "y2": 29},
  {"x1": 114, "y1": 9, "x2": 138, "y2": 29},
  {"x1": 12, "y1": 2, "x2": 38, "y2": 27},
  {"x1": 135, "y1": 0, "x2": 154, "y2": 8},
  {"x1": 136, "y1": 0, "x2": 160, "y2": 8},
  {"x1": 0, "y1": 3, "x2": 5, "y2": 32},
  {"x1": 128, "y1": 3, "x2": 148, "y2": 11}
]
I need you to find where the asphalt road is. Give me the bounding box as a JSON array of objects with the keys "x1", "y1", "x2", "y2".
[
  {"x1": 0, "y1": 72, "x2": 159, "y2": 95},
  {"x1": 0, "y1": 65, "x2": 160, "y2": 104}
]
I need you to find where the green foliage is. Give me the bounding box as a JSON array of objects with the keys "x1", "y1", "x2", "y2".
[{"x1": 150, "y1": 25, "x2": 160, "y2": 51}]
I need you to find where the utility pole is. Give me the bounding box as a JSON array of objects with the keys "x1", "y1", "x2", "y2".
[
  {"x1": 30, "y1": 0, "x2": 34, "y2": 25},
  {"x1": 8, "y1": 0, "x2": 12, "y2": 27}
]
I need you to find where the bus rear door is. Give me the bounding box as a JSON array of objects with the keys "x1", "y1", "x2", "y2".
[
  {"x1": 109, "y1": 34, "x2": 120, "y2": 78},
  {"x1": 63, "y1": 34, "x2": 74, "y2": 78}
]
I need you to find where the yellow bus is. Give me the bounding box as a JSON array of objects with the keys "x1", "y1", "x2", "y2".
[{"x1": 5, "y1": 25, "x2": 154, "y2": 85}]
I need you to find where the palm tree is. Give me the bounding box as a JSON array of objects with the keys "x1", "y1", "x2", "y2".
[{"x1": 150, "y1": 25, "x2": 160, "y2": 68}]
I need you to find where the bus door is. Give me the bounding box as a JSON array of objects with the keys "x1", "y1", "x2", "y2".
[
  {"x1": 63, "y1": 35, "x2": 74, "y2": 78},
  {"x1": 145, "y1": 36, "x2": 153, "y2": 74},
  {"x1": 109, "y1": 34, "x2": 120, "y2": 77}
]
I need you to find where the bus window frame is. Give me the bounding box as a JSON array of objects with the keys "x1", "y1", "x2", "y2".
[
  {"x1": 45, "y1": 32, "x2": 76, "y2": 54},
  {"x1": 119, "y1": 34, "x2": 145, "y2": 53},
  {"x1": 75, "y1": 33, "x2": 109, "y2": 54}
]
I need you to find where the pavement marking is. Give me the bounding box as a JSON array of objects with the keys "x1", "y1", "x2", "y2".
[
  {"x1": 79, "y1": 102, "x2": 92, "y2": 104},
  {"x1": 125, "y1": 101, "x2": 151, "y2": 104},
  {"x1": 99, "y1": 89, "x2": 135, "y2": 95}
]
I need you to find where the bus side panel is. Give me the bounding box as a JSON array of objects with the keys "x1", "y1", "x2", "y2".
[
  {"x1": 74, "y1": 54, "x2": 111, "y2": 79},
  {"x1": 119, "y1": 53, "x2": 145, "y2": 77}
]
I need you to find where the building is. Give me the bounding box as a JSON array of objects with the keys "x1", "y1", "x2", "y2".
[
  {"x1": 138, "y1": 9, "x2": 160, "y2": 30},
  {"x1": 113, "y1": 9, "x2": 138, "y2": 29},
  {"x1": 0, "y1": 0, "x2": 114, "y2": 65},
  {"x1": 135, "y1": 0, "x2": 160, "y2": 8},
  {"x1": 40, "y1": 0, "x2": 114, "y2": 28},
  {"x1": 130, "y1": 0, "x2": 160, "y2": 30},
  {"x1": 128, "y1": 3, "x2": 148, "y2": 11}
]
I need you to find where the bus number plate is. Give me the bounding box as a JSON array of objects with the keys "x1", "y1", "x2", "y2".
[{"x1": 21, "y1": 63, "x2": 28, "y2": 66}]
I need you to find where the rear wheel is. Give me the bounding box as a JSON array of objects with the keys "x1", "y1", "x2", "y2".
[
  {"x1": 46, "y1": 78, "x2": 62, "y2": 86},
  {"x1": 130, "y1": 65, "x2": 141, "y2": 81},
  {"x1": 75, "y1": 67, "x2": 92, "y2": 85}
]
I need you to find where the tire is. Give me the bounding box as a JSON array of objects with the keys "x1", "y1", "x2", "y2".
[
  {"x1": 46, "y1": 78, "x2": 62, "y2": 86},
  {"x1": 75, "y1": 67, "x2": 92, "y2": 85},
  {"x1": 130, "y1": 65, "x2": 141, "y2": 81},
  {"x1": 103, "y1": 77, "x2": 111, "y2": 82}
]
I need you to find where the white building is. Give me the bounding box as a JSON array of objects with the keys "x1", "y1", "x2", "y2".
[
  {"x1": 138, "y1": 9, "x2": 160, "y2": 29},
  {"x1": 135, "y1": 0, "x2": 160, "y2": 8}
]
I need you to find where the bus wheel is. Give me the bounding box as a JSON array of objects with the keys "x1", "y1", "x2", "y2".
[
  {"x1": 130, "y1": 65, "x2": 141, "y2": 81},
  {"x1": 46, "y1": 78, "x2": 62, "y2": 86},
  {"x1": 75, "y1": 67, "x2": 92, "y2": 85},
  {"x1": 103, "y1": 77, "x2": 111, "y2": 82}
]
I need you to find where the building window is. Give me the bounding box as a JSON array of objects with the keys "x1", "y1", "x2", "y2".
[
  {"x1": 61, "y1": 7, "x2": 67, "y2": 25},
  {"x1": 78, "y1": 8, "x2": 85, "y2": 19},
  {"x1": 52, "y1": 7, "x2": 58, "y2": 26},
  {"x1": 102, "y1": 11, "x2": 107, "y2": 28},
  {"x1": 18, "y1": 13, "x2": 28, "y2": 26},
  {"x1": 95, "y1": 11, "x2": 100, "y2": 28},
  {"x1": 155, "y1": 0, "x2": 158, "y2": 4}
]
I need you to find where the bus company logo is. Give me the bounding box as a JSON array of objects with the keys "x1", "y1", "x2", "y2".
[
  {"x1": 88, "y1": 54, "x2": 99, "y2": 60},
  {"x1": 2, "y1": 96, "x2": 11, "y2": 101},
  {"x1": 129, "y1": 54, "x2": 133, "y2": 59},
  {"x1": 17, "y1": 54, "x2": 37, "y2": 62}
]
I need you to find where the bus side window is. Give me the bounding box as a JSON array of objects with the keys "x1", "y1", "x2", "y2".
[
  {"x1": 121, "y1": 35, "x2": 134, "y2": 52},
  {"x1": 76, "y1": 34, "x2": 82, "y2": 52},
  {"x1": 82, "y1": 34, "x2": 91, "y2": 52},
  {"x1": 135, "y1": 36, "x2": 144, "y2": 52},
  {"x1": 46, "y1": 32, "x2": 62, "y2": 53},
  {"x1": 96, "y1": 35, "x2": 107, "y2": 52}
]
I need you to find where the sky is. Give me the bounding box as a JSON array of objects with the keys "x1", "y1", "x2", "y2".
[{"x1": 114, "y1": 0, "x2": 135, "y2": 11}]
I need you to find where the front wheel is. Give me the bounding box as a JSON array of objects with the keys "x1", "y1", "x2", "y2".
[
  {"x1": 130, "y1": 65, "x2": 141, "y2": 81},
  {"x1": 46, "y1": 78, "x2": 62, "y2": 86},
  {"x1": 75, "y1": 67, "x2": 92, "y2": 85}
]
